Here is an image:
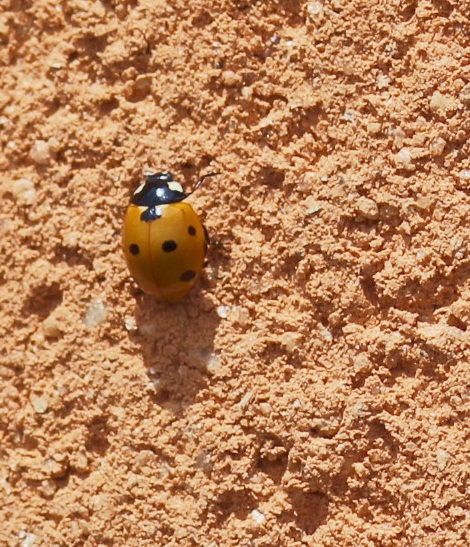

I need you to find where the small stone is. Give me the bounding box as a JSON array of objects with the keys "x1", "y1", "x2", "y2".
[
  {"x1": 436, "y1": 448, "x2": 449, "y2": 471},
  {"x1": 280, "y1": 331, "x2": 301, "y2": 352},
  {"x1": 343, "y1": 109, "x2": 355, "y2": 121},
  {"x1": 298, "y1": 171, "x2": 316, "y2": 193},
  {"x1": 353, "y1": 353, "x2": 373, "y2": 375},
  {"x1": 42, "y1": 313, "x2": 63, "y2": 338},
  {"x1": 40, "y1": 479, "x2": 58, "y2": 498},
  {"x1": 47, "y1": 53, "x2": 67, "y2": 69},
  {"x1": 12, "y1": 178, "x2": 36, "y2": 204},
  {"x1": 376, "y1": 73, "x2": 389, "y2": 89},
  {"x1": 352, "y1": 462, "x2": 367, "y2": 477},
  {"x1": 83, "y1": 299, "x2": 107, "y2": 328},
  {"x1": 63, "y1": 231, "x2": 79, "y2": 248},
  {"x1": 47, "y1": 137, "x2": 60, "y2": 154},
  {"x1": 311, "y1": 418, "x2": 340, "y2": 437},
  {"x1": 258, "y1": 403, "x2": 272, "y2": 416},
  {"x1": 232, "y1": 306, "x2": 250, "y2": 327},
  {"x1": 221, "y1": 70, "x2": 241, "y2": 87},
  {"x1": 429, "y1": 137, "x2": 446, "y2": 157},
  {"x1": 124, "y1": 316, "x2": 138, "y2": 332},
  {"x1": 216, "y1": 305, "x2": 230, "y2": 319},
  {"x1": 1, "y1": 477, "x2": 12, "y2": 494},
  {"x1": 124, "y1": 75, "x2": 152, "y2": 100},
  {"x1": 0, "y1": 218, "x2": 13, "y2": 234},
  {"x1": 70, "y1": 520, "x2": 90, "y2": 538},
  {"x1": 413, "y1": 196, "x2": 434, "y2": 211},
  {"x1": 18, "y1": 531, "x2": 35, "y2": 547},
  {"x1": 306, "y1": 0, "x2": 324, "y2": 19},
  {"x1": 429, "y1": 91, "x2": 458, "y2": 115},
  {"x1": 70, "y1": 450, "x2": 89, "y2": 473},
  {"x1": 206, "y1": 353, "x2": 223, "y2": 375},
  {"x1": 304, "y1": 196, "x2": 323, "y2": 216},
  {"x1": 458, "y1": 83, "x2": 470, "y2": 106},
  {"x1": 458, "y1": 169, "x2": 470, "y2": 181},
  {"x1": 30, "y1": 394, "x2": 48, "y2": 414},
  {"x1": 395, "y1": 148, "x2": 415, "y2": 171},
  {"x1": 30, "y1": 139, "x2": 55, "y2": 165},
  {"x1": 355, "y1": 197, "x2": 379, "y2": 220},
  {"x1": 41, "y1": 457, "x2": 68, "y2": 478},
  {"x1": 367, "y1": 122, "x2": 382, "y2": 134},
  {"x1": 241, "y1": 86, "x2": 252, "y2": 99},
  {"x1": 389, "y1": 126, "x2": 405, "y2": 149},
  {"x1": 134, "y1": 75, "x2": 152, "y2": 92},
  {"x1": 239, "y1": 391, "x2": 253, "y2": 409},
  {"x1": 251, "y1": 509, "x2": 266, "y2": 524}
]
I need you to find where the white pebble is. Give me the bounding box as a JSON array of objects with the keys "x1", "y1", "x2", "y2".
[
  {"x1": 376, "y1": 73, "x2": 390, "y2": 89},
  {"x1": 30, "y1": 140, "x2": 54, "y2": 165},
  {"x1": 206, "y1": 353, "x2": 221, "y2": 374},
  {"x1": 1, "y1": 477, "x2": 12, "y2": 494},
  {"x1": 232, "y1": 306, "x2": 250, "y2": 327},
  {"x1": 430, "y1": 91, "x2": 458, "y2": 114},
  {"x1": 304, "y1": 196, "x2": 323, "y2": 216},
  {"x1": 83, "y1": 299, "x2": 108, "y2": 328},
  {"x1": 124, "y1": 316, "x2": 138, "y2": 332},
  {"x1": 459, "y1": 83, "x2": 470, "y2": 106},
  {"x1": 258, "y1": 403, "x2": 272, "y2": 416},
  {"x1": 239, "y1": 392, "x2": 253, "y2": 409},
  {"x1": 12, "y1": 178, "x2": 36, "y2": 204},
  {"x1": 436, "y1": 448, "x2": 449, "y2": 471},
  {"x1": 429, "y1": 137, "x2": 446, "y2": 157},
  {"x1": 251, "y1": 509, "x2": 266, "y2": 524},
  {"x1": 395, "y1": 148, "x2": 415, "y2": 171},
  {"x1": 40, "y1": 479, "x2": 58, "y2": 498},
  {"x1": 306, "y1": 0, "x2": 324, "y2": 19},
  {"x1": 458, "y1": 169, "x2": 470, "y2": 180},
  {"x1": 30, "y1": 394, "x2": 48, "y2": 414},
  {"x1": 355, "y1": 197, "x2": 379, "y2": 220},
  {"x1": 281, "y1": 331, "x2": 301, "y2": 353},
  {"x1": 18, "y1": 531, "x2": 36, "y2": 547},
  {"x1": 216, "y1": 305, "x2": 230, "y2": 319},
  {"x1": 221, "y1": 70, "x2": 241, "y2": 87}
]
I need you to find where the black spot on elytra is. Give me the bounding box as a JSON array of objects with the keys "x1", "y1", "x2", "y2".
[
  {"x1": 181, "y1": 270, "x2": 196, "y2": 282},
  {"x1": 188, "y1": 225, "x2": 196, "y2": 236},
  {"x1": 162, "y1": 240, "x2": 177, "y2": 252},
  {"x1": 129, "y1": 244, "x2": 140, "y2": 255}
]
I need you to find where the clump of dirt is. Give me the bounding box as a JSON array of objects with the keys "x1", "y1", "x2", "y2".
[{"x1": 1, "y1": 0, "x2": 469, "y2": 545}]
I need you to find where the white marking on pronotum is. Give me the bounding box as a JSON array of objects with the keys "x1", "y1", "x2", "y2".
[
  {"x1": 168, "y1": 181, "x2": 184, "y2": 193},
  {"x1": 133, "y1": 183, "x2": 145, "y2": 195}
]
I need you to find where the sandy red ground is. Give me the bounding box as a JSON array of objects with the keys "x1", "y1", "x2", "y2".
[{"x1": 1, "y1": 1, "x2": 470, "y2": 545}]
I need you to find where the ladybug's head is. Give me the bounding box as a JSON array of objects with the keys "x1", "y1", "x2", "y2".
[{"x1": 131, "y1": 172, "x2": 186, "y2": 207}]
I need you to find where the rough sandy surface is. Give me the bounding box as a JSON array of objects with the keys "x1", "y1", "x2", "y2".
[{"x1": 1, "y1": 0, "x2": 469, "y2": 545}]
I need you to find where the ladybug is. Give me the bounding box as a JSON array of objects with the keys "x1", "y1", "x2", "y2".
[{"x1": 122, "y1": 171, "x2": 216, "y2": 302}]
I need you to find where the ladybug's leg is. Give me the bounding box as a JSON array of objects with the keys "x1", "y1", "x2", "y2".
[
  {"x1": 203, "y1": 224, "x2": 210, "y2": 266},
  {"x1": 203, "y1": 224, "x2": 210, "y2": 247}
]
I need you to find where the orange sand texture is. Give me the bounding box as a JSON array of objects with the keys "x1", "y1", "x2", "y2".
[{"x1": 1, "y1": 0, "x2": 470, "y2": 545}]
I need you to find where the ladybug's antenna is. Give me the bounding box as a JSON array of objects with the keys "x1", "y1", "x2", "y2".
[{"x1": 189, "y1": 172, "x2": 219, "y2": 195}]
